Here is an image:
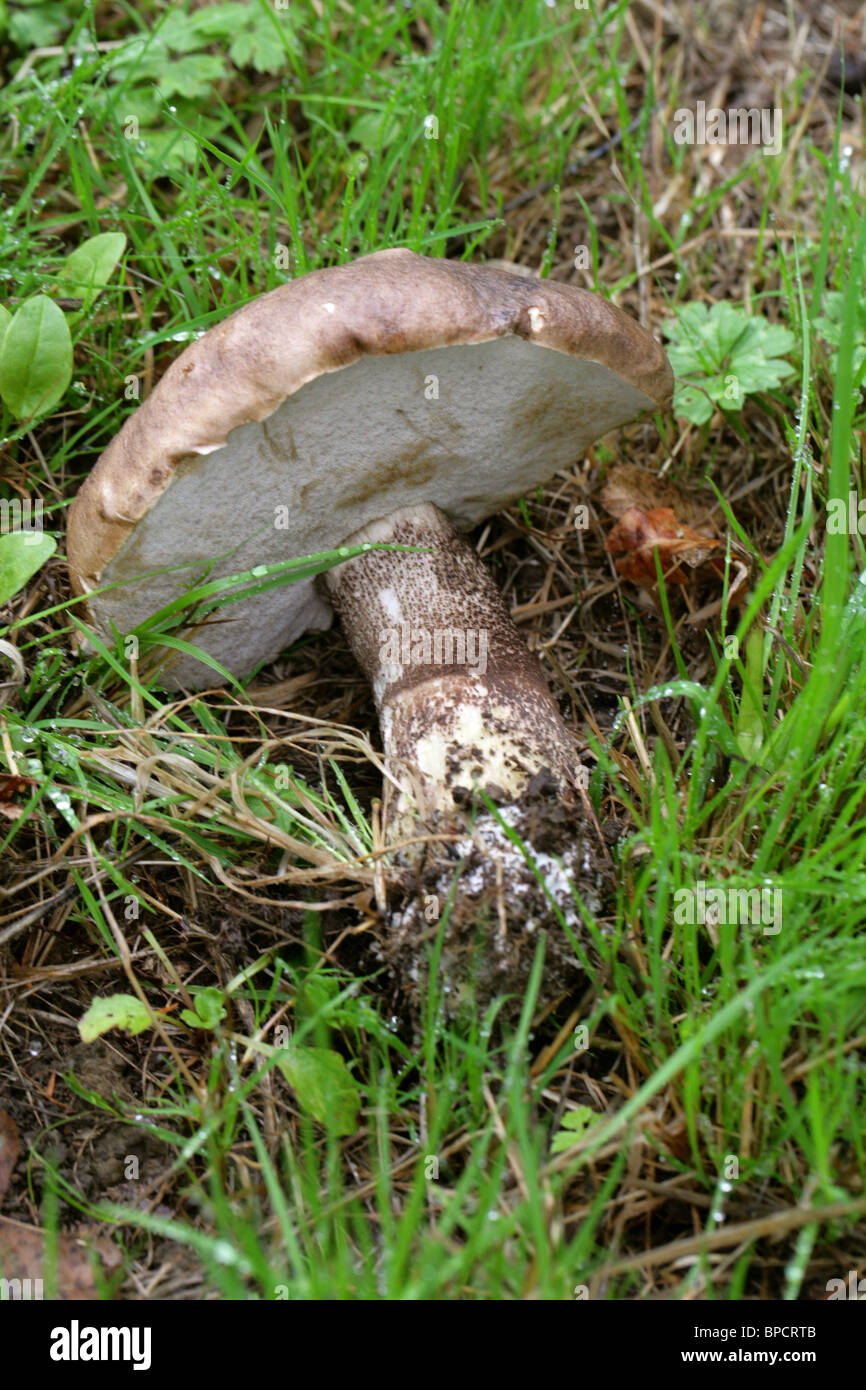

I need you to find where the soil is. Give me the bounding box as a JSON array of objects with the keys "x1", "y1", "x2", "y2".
[{"x1": 373, "y1": 774, "x2": 612, "y2": 1024}]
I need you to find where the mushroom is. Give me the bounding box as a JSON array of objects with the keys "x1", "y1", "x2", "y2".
[
  {"x1": 68, "y1": 249, "x2": 672, "y2": 1016},
  {"x1": 324, "y1": 500, "x2": 604, "y2": 1016}
]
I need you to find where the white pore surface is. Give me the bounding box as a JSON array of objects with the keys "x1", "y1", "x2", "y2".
[{"x1": 98, "y1": 336, "x2": 653, "y2": 686}]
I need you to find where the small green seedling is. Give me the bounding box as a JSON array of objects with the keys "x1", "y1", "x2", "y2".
[
  {"x1": 550, "y1": 1104, "x2": 598, "y2": 1154},
  {"x1": 180, "y1": 986, "x2": 227, "y2": 1030},
  {"x1": 78, "y1": 974, "x2": 361, "y2": 1135}
]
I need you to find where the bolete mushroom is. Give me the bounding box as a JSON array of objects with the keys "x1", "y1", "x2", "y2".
[{"x1": 68, "y1": 249, "x2": 672, "y2": 1016}]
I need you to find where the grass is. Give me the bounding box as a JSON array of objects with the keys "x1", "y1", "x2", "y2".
[{"x1": 1, "y1": 0, "x2": 866, "y2": 1300}]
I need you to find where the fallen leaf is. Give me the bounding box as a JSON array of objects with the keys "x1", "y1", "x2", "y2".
[
  {"x1": 0, "y1": 1112, "x2": 19, "y2": 1201},
  {"x1": 605, "y1": 505, "x2": 725, "y2": 589},
  {"x1": 0, "y1": 773, "x2": 38, "y2": 821},
  {"x1": 600, "y1": 464, "x2": 719, "y2": 535},
  {"x1": 600, "y1": 465, "x2": 751, "y2": 615},
  {"x1": 0, "y1": 774, "x2": 37, "y2": 801},
  {"x1": 0, "y1": 1217, "x2": 120, "y2": 1299},
  {"x1": 0, "y1": 1111, "x2": 120, "y2": 1298},
  {"x1": 78, "y1": 993, "x2": 153, "y2": 1042}
]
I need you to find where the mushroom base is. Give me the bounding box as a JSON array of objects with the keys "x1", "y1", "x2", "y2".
[{"x1": 376, "y1": 779, "x2": 606, "y2": 1024}]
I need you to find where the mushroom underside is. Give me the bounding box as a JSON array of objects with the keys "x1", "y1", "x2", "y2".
[{"x1": 77, "y1": 337, "x2": 655, "y2": 688}]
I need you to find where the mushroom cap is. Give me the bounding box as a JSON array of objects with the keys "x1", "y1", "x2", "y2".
[{"x1": 67, "y1": 248, "x2": 673, "y2": 687}]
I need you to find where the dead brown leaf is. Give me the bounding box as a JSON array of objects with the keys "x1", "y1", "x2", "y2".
[
  {"x1": 0, "y1": 773, "x2": 38, "y2": 822},
  {"x1": 0, "y1": 1216, "x2": 120, "y2": 1299},
  {"x1": 0, "y1": 1112, "x2": 19, "y2": 1201},
  {"x1": 600, "y1": 465, "x2": 751, "y2": 617},
  {"x1": 605, "y1": 505, "x2": 725, "y2": 589},
  {"x1": 0, "y1": 1110, "x2": 120, "y2": 1298},
  {"x1": 600, "y1": 464, "x2": 719, "y2": 535}
]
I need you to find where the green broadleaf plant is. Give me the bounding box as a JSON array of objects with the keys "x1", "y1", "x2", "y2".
[
  {"x1": 57, "y1": 232, "x2": 127, "y2": 313},
  {"x1": 0, "y1": 295, "x2": 72, "y2": 420},
  {"x1": 108, "y1": 3, "x2": 295, "y2": 106},
  {"x1": 0, "y1": 531, "x2": 57, "y2": 606},
  {"x1": 663, "y1": 301, "x2": 796, "y2": 426},
  {"x1": 79, "y1": 994, "x2": 153, "y2": 1042},
  {"x1": 5, "y1": 1, "x2": 72, "y2": 49},
  {"x1": 78, "y1": 987, "x2": 361, "y2": 1134},
  {"x1": 275, "y1": 1045, "x2": 361, "y2": 1137},
  {"x1": 180, "y1": 986, "x2": 228, "y2": 1030},
  {"x1": 0, "y1": 232, "x2": 126, "y2": 424}
]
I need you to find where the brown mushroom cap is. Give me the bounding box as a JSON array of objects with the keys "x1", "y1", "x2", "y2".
[{"x1": 67, "y1": 248, "x2": 673, "y2": 686}]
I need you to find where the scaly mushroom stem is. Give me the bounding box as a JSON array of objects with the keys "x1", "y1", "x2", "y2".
[{"x1": 326, "y1": 503, "x2": 601, "y2": 1018}]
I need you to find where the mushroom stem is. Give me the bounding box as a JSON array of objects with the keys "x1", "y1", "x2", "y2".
[
  {"x1": 326, "y1": 503, "x2": 599, "y2": 1017},
  {"x1": 326, "y1": 503, "x2": 581, "y2": 813}
]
